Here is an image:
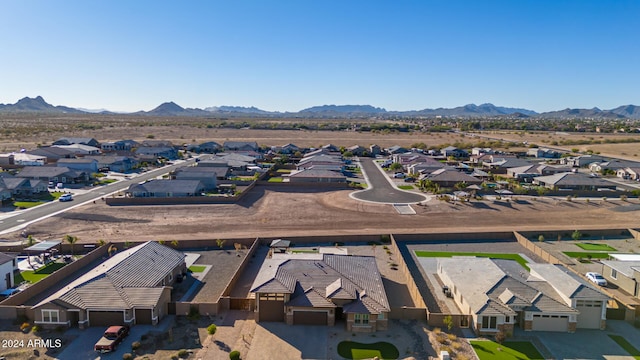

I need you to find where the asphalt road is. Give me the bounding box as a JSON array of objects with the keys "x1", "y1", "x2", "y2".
[
  {"x1": 0, "y1": 158, "x2": 199, "y2": 236},
  {"x1": 351, "y1": 158, "x2": 427, "y2": 204}
]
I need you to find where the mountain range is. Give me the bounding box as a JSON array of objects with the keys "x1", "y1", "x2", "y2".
[{"x1": 1, "y1": 96, "x2": 640, "y2": 119}]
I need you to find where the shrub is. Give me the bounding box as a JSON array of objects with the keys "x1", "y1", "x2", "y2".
[
  {"x1": 31, "y1": 325, "x2": 40, "y2": 333},
  {"x1": 131, "y1": 341, "x2": 141, "y2": 350},
  {"x1": 123, "y1": 354, "x2": 133, "y2": 360},
  {"x1": 20, "y1": 322, "x2": 30, "y2": 331},
  {"x1": 187, "y1": 306, "x2": 200, "y2": 321},
  {"x1": 178, "y1": 349, "x2": 189, "y2": 358},
  {"x1": 207, "y1": 324, "x2": 217, "y2": 335},
  {"x1": 447, "y1": 333, "x2": 457, "y2": 341},
  {"x1": 229, "y1": 350, "x2": 241, "y2": 360},
  {"x1": 171, "y1": 355, "x2": 179, "y2": 360},
  {"x1": 433, "y1": 327, "x2": 442, "y2": 334}
]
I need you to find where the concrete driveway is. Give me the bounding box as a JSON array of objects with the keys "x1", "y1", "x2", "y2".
[
  {"x1": 351, "y1": 158, "x2": 427, "y2": 204},
  {"x1": 245, "y1": 322, "x2": 328, "y2": 360},
  {"x1": 519, "y1": 320, "x2": 640, "y2": 360},
  {"x1": 56, "y1": 316, "x2": 174, "y2": 359}
]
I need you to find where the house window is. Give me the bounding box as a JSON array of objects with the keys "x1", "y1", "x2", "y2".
[
  {"x1": 611, "y1": 269, "x2": 617, "y2": 280},
  {"x1": 42, "y1": 310, "x2": 59, "y2": 323},
  {"x1": 481, "y1": 316, "x2": 497, "y2": 330},
  {"x1": 378, "y1": 313, "x2": 385, "y2": 320},
  {"x1": 505, "y1": 316, "x2": 510, "y2": 323},
  {"x1": 354, "y1": 314, "x2": 369, "y2": 325}
]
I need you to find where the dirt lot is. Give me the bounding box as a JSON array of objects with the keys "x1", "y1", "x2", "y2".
[
  {"x1": 11, "y1": 187, "x2": 640, "y2": 245},
  {"x1": 0, "y1": 320, "x2": 74, "y2": 360},
  {"x1": 477, "y1": 130, "x2": 640, "y2": 160}
]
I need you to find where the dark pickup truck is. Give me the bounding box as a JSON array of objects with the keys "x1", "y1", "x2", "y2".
[{"x1": 94, "y1": 325, "x2": 129, "y2": 353}]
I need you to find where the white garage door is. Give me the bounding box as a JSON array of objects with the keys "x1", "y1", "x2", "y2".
[
  {"x1": 576, "y1": 300, "x2": 602, "y2": 329},
  {"x1": 532, "y1": 314, "x2": 569, "y2": 331}
]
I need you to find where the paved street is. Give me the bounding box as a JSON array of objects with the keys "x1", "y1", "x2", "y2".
[
  {"x1": 0, "y1": 158, "x2": 199, "y2": 237},
  {"x1": 351, "y1": 158, "x2": 427, "y2": 204}
]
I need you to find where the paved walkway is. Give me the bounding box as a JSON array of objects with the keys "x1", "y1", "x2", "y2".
[{"x1": 351, "y1": 158, "x2": 427, "y2": 204}]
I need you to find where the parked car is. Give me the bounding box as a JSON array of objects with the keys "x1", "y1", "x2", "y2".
[
  {"x1": 58, "y1": 194, "x2": 73, "y2": 202},
  {"x1": 48, "y1": 181, "x2": 55, "y2": 189},
  {"x1": 94, "y1": 325, "x2": 129, "y2": 353},
  {"x1": 586, "y1": 272, "x2": 607, "y2": 286},
  {"x1": 404, "y1": 177, "x2": 416, "y2": 182},
  {"x1": 393, "y1": 172, "x2": 405, "y2": 178}
]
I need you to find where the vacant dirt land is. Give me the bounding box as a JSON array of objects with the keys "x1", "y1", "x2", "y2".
[{"x1": 12, "y1": 186, "x2": 640, "y2": 245}]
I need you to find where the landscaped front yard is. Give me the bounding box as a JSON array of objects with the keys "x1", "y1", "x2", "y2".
[
  {"x1": 470, "y1": 340, "x2": 544, "y2": 360},
  {"x1": 337, "y1": 341, "x2": 399, "y2": 360},
  {"x1": 563, "y1": 251, "x2": 611, "y2": 260},
  {"x1": 609, "y1": 335, "x2": 640, "y2": 359},
  {"x1": 415, "y1": 251, "x2": 529, "y2": 269}
]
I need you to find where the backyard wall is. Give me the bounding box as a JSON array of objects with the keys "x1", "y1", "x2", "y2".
[
  {"x1": 0, "y1": 244, "x2": 111, "y2": 319},
  {"x1": 390, "y1": 234, "x2": 427, "y2": 311}
]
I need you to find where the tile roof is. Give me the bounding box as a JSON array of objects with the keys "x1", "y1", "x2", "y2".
[
  {"x1": 251, "y1": 254, "x2": 390, "y2": 313},
  {"x1": 601, "y1": 260, "x2": 640, "y2": 278},
  {"x1": 35, "y1": 241, "x2": 185, "y2": 310},
  {"x1": 17, "y1": 166, "x2": 79, "y2": 178},
  {"x1": 534, "y1": 172, "x2": 616, "y2": 187},
  {"x1": 528, "y1": 263, "x2": 609, "y2": 301}
]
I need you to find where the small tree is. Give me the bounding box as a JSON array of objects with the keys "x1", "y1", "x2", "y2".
[
  {"x1": 97, "y1": 239, "x2": 106, "y2": 247},
  {"x1": 538, "y1": 235, "x2": 545, "y2": 243},
  {"x1": 216, "y1": 239, "x2": 226, "y2": 249},
  {"x1": 229, "y1": 350, "x2": 241, "y2": 360},
  {"x1": 443, "y1": 315, "x2": 454, "y2": 332},
  {"x1": 171, "y1": 240, "x2": 179, "y2": 248},
  {"x1": 27, "y1": 235, "x2": 36, "y2": 247},
  {"x1": 572, "y1": 230, "x2": 582, "y2": 241},
  {"x1": 207, "y1": 324, "x2": 217, "y2": 335},
  {"x1": 389, "y1": 162, "x2": 403, "y2": 171}
]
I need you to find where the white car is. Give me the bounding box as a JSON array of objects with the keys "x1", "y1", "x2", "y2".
[
  {"x1": 586, "y1": 272, "x2": 607, "y2": 286},
  {"x1": 393, "y1": 172, "x2": 405, "y2": 178},
  {"x1": 58, "y1": 194, "x2": 73, "y2": 202}
]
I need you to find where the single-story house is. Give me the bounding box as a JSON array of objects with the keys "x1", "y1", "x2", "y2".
[
  {"x1": 135, "y1": 146, "x2": 178, "y2": 161},
  {"x1": 101, "y1": 140, "x2": 139, "y2": 152},
  {"x1": 31, "y1": 241, "x2": 186, "y2": 328},
  {"x1": 56, "y1": 158, "x2": 99, "y2": 173},
  {"x1": 617, "y1": 167, "x2": 640, "y2": 181},
  {"x1": 422, "y1": 168, "x2": 483, "y2": 188},
  {"x1": 141, "y1": 140, "x2": 174, "y2": 148},
  {"x1": 482, "y1": 157, "x2": 533, "y2": 174},
  {"x1": 126, "y1": 180, "x2": 205, "y2": 198},
  {"x1": 0, "y1": 176, "x2": 47, "y2": 197},
  {"x1": 527, "y1": 148, "x2": 561, "y2": 158},
  {"x1": 590, "y1": 160, "x2": 640, "y2": 173},
  {"x1": 561, "y1": 155, "x2": 606, "y2": 168},
  {"x1": 369, "y1": 144, "x2": 382, "y2": 156},
  {"x1": 17, "y1": 166, "x2": 90, "y2": 184},
  {"x1": 600, "y1": 260, "x2": 640, "y2": 299},
  {"x1": 0, "y1": 153, "x2": 46, "y2": 167},
  {"x1": 533, "y1": 172, "x2": 618, "y2": 191},
  {"x1": 437, "y1": 258, "x2": 608, "y2": 335},
  {"x1": 52, "y1": 137, "x2": 100, "y2": 148},
  {"x1": 386, "y1": 145, "x2": 408, "y2": 155},
  {"x1": 171, "y1": 167, "x2": 219, "y2": 189},
  {"x1": 27, "y1": 146, "x2": 75, "y2": 163},
  {"x1": 52, "y1": 144, "x2": 101, "y2": 156},
  {"x1": 223, "y1": 141, "x2": 259, "y2": 152},
  {"x1": 441, "y1": 146, "x2": 468, "y2": 159},
  {"x1": 507, "y1": 164, "x2": 574, "y2": 182},
  {"x1": 250, "y1": 253, "x2": 390, "y2": 332},
  {"x1": 196, "y1": 141, "x2": 222, "y2": 154},
  {"x1": 269, "y1": 239, "x2": 291, "y2": 253},
  {"x1": 0, "y1": 252, "x2": 16, "y2": 292},
  {"x1": 288, "y1": 169, "x2": 347, "y2": 183},
  {"x1": 84, "y1": 155, "x2": 138, "y2": 173},
  {"x1": 272, "y1": 143, "x2": 300, "y2": 155},
  {"x1": 346, "y1": 145, "x2": 367, "y2": 157}
]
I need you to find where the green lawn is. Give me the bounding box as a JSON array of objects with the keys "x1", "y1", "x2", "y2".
[
  {"x1": 609, "y1": 335, "x2": 640, "y2": 359},
  {"x1": 471, "y1": 340, "x2": 544, "y2": 360},
  {"x1": 397, "y1": 185, "x2": 414, "y2": 190},
  {"x1": 268, "y1": 177, "x2": 284, "y2": 183},
  {"x1": 563, "y1": 251, "x2": 611, "y2": 259},
  {"x1": 337, "y1": 341, "x2": 399, "y2": 360},
  {"x1": 290, "y1": 249, "x2": 318, "y2": 254},
  {"x1": 276, "y1": 169, "x2": 292, "y2": 173},
  {"x1": 16, "y1": 262, "x2": 67, "y2": 284},
  {"x1": 575, "y1": 243, "x2": 617, "y2": 251},
  {"x1": 13, "y1": 201, "x2": 45, "y2": 208},
  {"x1": 188, "y1": 265, "x2": 206, "y2": 273},
  {"x1": 415, "y1": 251, "x2": 529, "y2": 270},
  {"x1": 98, "y1": 179, "x2": 117, "y2": 185}
]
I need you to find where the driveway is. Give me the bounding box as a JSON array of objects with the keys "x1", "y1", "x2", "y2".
[
  {"x1": 57, "y1": 316, "x2": 175, "y2": 359},
  {"x1": 518, "y1": 320, "x2": 640, "y2": 360},
  {"x1": 351, "y1": 158, "x2": 427, "y2": 204}
]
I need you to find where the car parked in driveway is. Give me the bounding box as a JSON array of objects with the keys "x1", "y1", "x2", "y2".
[
  {"x1": 94, "y1": 325, "x2": 129, "y2": 353},
  {"x1": 586, "y1": 272, "x2": 607, "y2": 286},
  {"x1": 393, "y1": 172, "x2": 405, "y2": 178},
  {"x1": 58, "y1": 194, "x2": 73, "y2": 202}
]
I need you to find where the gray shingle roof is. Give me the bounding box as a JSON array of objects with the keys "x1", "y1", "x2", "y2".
[
  {"x1": 17, "y1": 166, "x2": 78, "y2": 178},
  {"x1": 534, "y1": 172, "x2": 616, "y2": 187},
  {"x1": 601, "y1": 260, "x2": 640, "y2": 278},
  {"x1": 0, "y1": 252, "x2": 15, "y2": 266},
  {"x1": 128, "y1": 179, "x2": 203, "y2": 194},
  {"x1": 528, "y1": 263, "x2": 609, "y2": 301}
]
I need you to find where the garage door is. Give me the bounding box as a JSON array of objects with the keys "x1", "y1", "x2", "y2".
[
  {"x1": 136, "y1": 309, "x2": 153, "y2": 324},
  {"x1": 259, "y1": 300, "x2": 284, "y2": 322},
  {"x1": 576, "y1": 301, "x2": 602, "y2": 329},
  {"x1": 89, "y1": 311, "x2": 125, "y2": 327},
  {"x1": 531, "y1": 314, "x2": 568, "y2": 331},
  {"x1": 293, "y1": 311, "x2": 328, "y2": 325}
]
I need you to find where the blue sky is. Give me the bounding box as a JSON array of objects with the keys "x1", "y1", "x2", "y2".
[{"x1": 1, "y1": 1, "x2": 638, "y2": 112}]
